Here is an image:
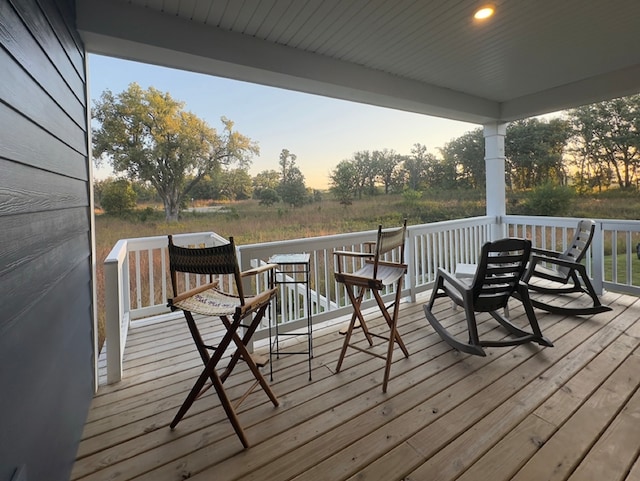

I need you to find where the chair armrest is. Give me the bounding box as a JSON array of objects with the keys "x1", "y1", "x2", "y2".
[
  {"x1": 334, "y1": 250, "x2": 375, "y2": 275},
  {"x1": 241, "y1": 263, "x2": 277, "y2": 277},
  {"x1": 530, "y1": 254, "x2": 581, "y2": 270},
  {"x1": 437, "y1": 267, "x2": 462, "y2": 285},
  {"x1": 168, "y1": 280, "x2": 219, "y2": 306},
  {"x1": 376, "y1": 260, "x2": 408, "y2": 269},
  {"x1": 530, "y1": 247, "x2": 561, "y2": 258},
  {"x1": 363, "y1": 241, "x2": 376, "y2": 253},
  {"x1": 241, "y1": 287, "x2": 277, "y2": 312},
  {"x1": 333, "y1": 250, "x2": 375, "y2": 259},
  {"x1": 334, "y1": 272, "x2": 383, "y2": 289},
  {"x1": 435, "y1": 267, "x2": 468, "y2": 295}
]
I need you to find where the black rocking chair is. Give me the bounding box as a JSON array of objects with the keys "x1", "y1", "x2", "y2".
[
  {"x1": 424, "y1": 237, "x2": 553, "y2": 357},
  {"x1": 523, "y1": 219, "x2": 612, "y2": 315}
]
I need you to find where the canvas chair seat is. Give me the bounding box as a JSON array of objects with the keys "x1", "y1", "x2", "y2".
[
  {"x1": 172, "y1": 286, "x2": 272, "y2": 317},
  {"x1": 337, "y1": 260, "x2": 405, "y2": 289},
  {"x1": 334, "y1": 219, "x2": 409, "y2": 393}
]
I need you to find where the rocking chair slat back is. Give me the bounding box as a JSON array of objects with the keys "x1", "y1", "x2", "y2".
[
  {"x1": 472, "y1": 238, "x2": 531, "y2": 311},
  {"x1": 556, "y1": 219, "x2": 595, "y2": 277}
]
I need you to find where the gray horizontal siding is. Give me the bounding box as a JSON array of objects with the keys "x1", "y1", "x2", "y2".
[{"x1": 0, "y1": 0, "x2": 94, "y2": 480}]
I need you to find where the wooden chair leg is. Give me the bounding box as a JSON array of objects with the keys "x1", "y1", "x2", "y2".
[
  {"x1": 208, "y1": 369, "x2": 250, "y2": 448},
  {"x1": 219, "y1": 306, "x2": 279, "y2": 407},
  {"x1": 372, "y1": 286, "x2": 409, "y2": 358},
  {"x1": 336, "y1": 287, "x2": 369, "y2": 373},
  {"x1": 382, "y1": 315, "x2": 399, "y2": 393},
  {"x1": 171, "y1": 310, "x2": 271, "y2": 449},
  {"x1": 170, "y1": 326, "x2": 236, "y2": 429},
  {"x1": 230, "y1": 333, "x2": 279, "y2": 406}
]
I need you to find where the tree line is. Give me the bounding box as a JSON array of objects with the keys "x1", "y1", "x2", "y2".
[
  {"x1": 92, "y1": 83, "x2": 640, "y2": 220},
  {"x1": 329, "y1": 96, "x2": 640, "y2": 204}
]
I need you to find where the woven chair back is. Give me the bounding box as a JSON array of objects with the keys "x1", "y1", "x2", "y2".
[{"x1": 168, "y1": 235, "x2": 243, "y2": 300}]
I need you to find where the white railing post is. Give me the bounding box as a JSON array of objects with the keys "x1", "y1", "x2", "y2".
[
  {"x1": 591, "y1": 221, "x2": 605, "y2": 295},
  {"x1": 105, "y1": 239, "x2": 129, "y2": 384},
  {"x1": 407, "y1": 228, "x2": 417, "y2": 303}
]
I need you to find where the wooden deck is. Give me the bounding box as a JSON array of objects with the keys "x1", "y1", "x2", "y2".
[{"x1": 73, "y1": 289, "x2": 640, "y2": 481}]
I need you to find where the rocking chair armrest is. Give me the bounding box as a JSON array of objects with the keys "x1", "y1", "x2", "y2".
[
  {"x1": 436, "y1": 267, "x2": 466, "y2": 293},
  {"x1": 530, "y1": 254, "x2": 582, "y2": 270},
  {"x1": 168, "y1": 280, "x2": 219, "y2": 306},
  {"x1": 241, "y1": 263, "x2": 278, "y2": 278},
  {"x1": 530, "y1": 247, "x2": 561, "y2": 258}
]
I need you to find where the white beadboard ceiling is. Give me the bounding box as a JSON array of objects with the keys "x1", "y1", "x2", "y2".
[{"x1": 76, "y1": 0, "x2": 640, "y2": 124}]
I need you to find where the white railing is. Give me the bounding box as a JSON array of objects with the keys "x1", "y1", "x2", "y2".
[
  {"x1": 104, "y1": 231, "x2": 227, "y2": 383},
  {"x1": 103, "y1": 215, "x2": 640, "y2": 383}
]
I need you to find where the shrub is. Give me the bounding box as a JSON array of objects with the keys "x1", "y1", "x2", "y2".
[
  {"x1": 258, "y1": 188, "x2": 281, "y2": 206},
  {"x1": 522, "y1": 183, "x2": 575, "y2": 216},
  {"x1": 100, "y1": 179, "x2": 137, "y2": 216}
]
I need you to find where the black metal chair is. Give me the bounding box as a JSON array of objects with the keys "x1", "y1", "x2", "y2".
[
  {"x1": 523, "y1": 219, "x2": 611, "y2": 315},
  {"x1": 334, "y1": 220, "x2": 409, "y2": 392},
  {"x1": 424, "y1": 237, "x2": 553, "y2": 356},
  {"x1": 166, "y1": 235, "x2": 279, "y2": 448}
]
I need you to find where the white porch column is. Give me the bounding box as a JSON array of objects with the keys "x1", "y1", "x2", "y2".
[{"x1": 484, "y1": 122, "x2": 507, "y2": 240}]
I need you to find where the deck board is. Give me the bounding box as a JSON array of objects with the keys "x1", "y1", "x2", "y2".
[{"x1": 73, "y1": 290, "x2": 640, "y2": 481}]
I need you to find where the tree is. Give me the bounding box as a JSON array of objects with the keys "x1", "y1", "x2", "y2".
[
  {"x1": 275, "y1": 149, "x2": 308, "y2": 207},
  {"x1": 253, "y1": 169, "x2": 281, "y2": 198},
  {"x1": 569, "y1": 95, "x2": 640, "y2": 189},
  {"x1": 402, "y1": 144, "x2": 428, "y2": 190},
  {"x1": 330, "y1": 160, "x2": 359, "y2": 204},
  {"x1": 506, "y1": 118, "x2": 570, "y2": 189},
  {"x1": 219, "y1": 168, "x2": 253, "y2": 200},
  {"x1": 188, "y1": 173, "x2": 219, "y2": 200},
  {"x1": 99, "y1": 178, "x2": 137, "y2": 216},
  {"x1": 373, "y1": 149, "x2": 402, "y2": 194},
  {"x1": 349, "y1": 151, "x2": 378, "y2": 197},
  {"x1": 440, "y1": 129, "x2": 485, "y2": 189},
  {"x1": 92, "y1": 83, "x2": 258, "y2": 221},
  {"x1": 253, "y1": 169, "x2": 282, "y2": 204}
]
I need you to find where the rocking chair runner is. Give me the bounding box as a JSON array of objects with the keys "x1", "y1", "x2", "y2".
[
  {"x1": 522, "y1": 219, "x2": 611, "y2": 315},
  {"x1": 166, "y1": 235, "x2": 279, "y2": 448},
  {"x1": 424, "y1": 238, "x2": 553, "y2": 357},
  {"x1": 334, "y1": 220, "x2": 409, "y2": 392}
]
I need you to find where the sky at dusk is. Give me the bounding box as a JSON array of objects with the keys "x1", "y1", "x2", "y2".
[{"x1": 89, "y1": 54, "x2": 479, "y2": 189}]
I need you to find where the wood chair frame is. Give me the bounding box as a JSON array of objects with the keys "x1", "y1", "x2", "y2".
[
  {"x1": 166, "y1": 235, "x2": 279, "y2": 448},
  {"x1": 334, "y1": 219, "x2": 409, "y2": 392}
]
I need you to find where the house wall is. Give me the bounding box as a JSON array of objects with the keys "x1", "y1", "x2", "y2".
[{"x1": 0, "y1": 0, "x2": 94, "y2": 480}]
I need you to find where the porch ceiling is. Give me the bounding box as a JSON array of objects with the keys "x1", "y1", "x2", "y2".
[{"x1": 76, "y1": 0, "x2": 640, "y2": 124}]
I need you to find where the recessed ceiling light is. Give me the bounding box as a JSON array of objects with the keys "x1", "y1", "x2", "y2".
[{"x1": 474, "y1": 5, "x2": 495, "y2": 20}]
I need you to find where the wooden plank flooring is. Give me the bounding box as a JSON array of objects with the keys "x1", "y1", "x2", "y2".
[{"x1": 73, "y1": 289, "x2": 640, "y2": 481}]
